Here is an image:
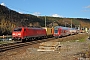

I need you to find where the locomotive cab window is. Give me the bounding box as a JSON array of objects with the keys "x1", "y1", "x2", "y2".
[
  {"x1": 14, "y1": 28, "x2": 22, "y2": 31},
  {"x1": 24, "y1": 29, "x2": 26, "y2": 31},
  {"x1": 54, "y1": 30, "x2": 58, "y2": 33}
]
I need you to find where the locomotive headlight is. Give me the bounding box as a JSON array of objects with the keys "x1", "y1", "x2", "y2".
[
  {"x1": 18, "y1": 34, "x2": 21, "y2": 35},
  {"x1": 12, "y1": 34, "x2": 15, "y2": 35}
]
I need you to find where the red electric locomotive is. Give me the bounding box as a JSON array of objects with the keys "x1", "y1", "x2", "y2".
[
  {"x1": 53, "y1": 26, "x2": 70, "y2": 38},
  {"x1": 12, "y1": 27, "x2": 46, "y2": 42}
]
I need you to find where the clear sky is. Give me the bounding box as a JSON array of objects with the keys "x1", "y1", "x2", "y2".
[{"x1": 0, "y1": 0, "x2": 90, "y2": 19}]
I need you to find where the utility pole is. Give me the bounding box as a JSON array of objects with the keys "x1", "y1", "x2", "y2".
[
  {"x1": 45, "y1": 15, "x2": 46, "y2": 27},
  {"x1": 65, "y1": 22, "x2": 66, "y2": 27},
  {"x1": 78, "y1": 25, "x2": 80, "y2": 30},
  {"x1": 71, "y1": 19, "x2": 72, "y2": 28}
]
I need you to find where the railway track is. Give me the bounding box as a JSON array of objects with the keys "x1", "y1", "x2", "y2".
[
  {"x1": 0, "y1": 33, "x2": 87, "y2": 52},
  {"x1": 0, "y1": 38, "x2": 55, "y2": 52}
]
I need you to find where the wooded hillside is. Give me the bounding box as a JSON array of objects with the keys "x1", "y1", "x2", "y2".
[{"x1": 0, "y1": 5, "x2": 90, "y2": 35}]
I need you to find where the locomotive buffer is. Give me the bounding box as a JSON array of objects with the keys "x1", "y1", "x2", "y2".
[{"x1": 37, "y1": 42, "x2": 61, "y2": 51}]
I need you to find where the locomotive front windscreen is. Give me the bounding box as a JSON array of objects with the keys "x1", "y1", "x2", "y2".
[
  {"x1": 54, "y1": 29, "x2": 58, "y2": 33},
  {"x1": 14, "y1": 28, "x2": 22, "y2": 31}
]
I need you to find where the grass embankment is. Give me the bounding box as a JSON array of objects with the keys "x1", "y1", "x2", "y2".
[
  {"x1": 70, "y1": 33, "x2": 88, "y2": 42},
  {"x1": 58, "y1": 33, "x2": 88, "y2": 42}
]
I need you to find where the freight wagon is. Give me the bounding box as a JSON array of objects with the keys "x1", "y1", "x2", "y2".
[{"x1": 42, "y1": 27, "x2": 54, "y2": 38}]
